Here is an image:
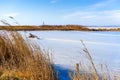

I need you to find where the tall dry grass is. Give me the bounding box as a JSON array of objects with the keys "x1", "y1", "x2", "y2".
[
  {"x1": 70, "y1": 63, "x2": 120, "y2": 80},
  {"x1": 70, "y1": 41, "x2": 120, "y2": 80},
  {"x1": 0, "y1": 31, "x2": 56, "y2": 80}
]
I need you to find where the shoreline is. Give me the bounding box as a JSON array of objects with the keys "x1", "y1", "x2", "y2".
[{"x1": 0, "y1": 25, "x2": 120, "y2": 31}]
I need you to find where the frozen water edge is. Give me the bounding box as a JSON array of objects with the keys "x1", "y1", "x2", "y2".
[{"x1": 20, "y1": 31, "x2": 120, "y2": 79}]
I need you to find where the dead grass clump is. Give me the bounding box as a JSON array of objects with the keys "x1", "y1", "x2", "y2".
[
  {"x1": 0, "y1": 31, "x2": 56, "y2": 80},
  {"x1": 70, "y1": 41, "x2": 119, "y2": 80}
]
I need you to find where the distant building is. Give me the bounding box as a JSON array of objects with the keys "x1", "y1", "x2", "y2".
[{"x1": 43, "y1": 21, "x2": 44, "y2": 25}]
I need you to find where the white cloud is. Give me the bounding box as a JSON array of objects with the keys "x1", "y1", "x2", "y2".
[
  {"x1": 63, "y1": 10, "x2": 120, "y2": 19},
  {"x1": 63, "y1": 12, "x2": 97, "y2": 19},
  {"x1": 63, "y1": 10, "x2": 120, "y2": 25},
  {"x1": 88, "y1": 0, "x2": 117, "y2": 10},
  {"x1": 61, "y1": 0, "x2": 117, "y2": 13},
  {"x1": 3, "y1": 12, "x2": 20, "y2": 17},
  {"x1": 50, "y1": 0, "x2": 57, "y2": 3}
]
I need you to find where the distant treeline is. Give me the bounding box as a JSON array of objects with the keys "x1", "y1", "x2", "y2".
[{"x1": 0, "y1": 25, "x2": 120, "y2": 31}]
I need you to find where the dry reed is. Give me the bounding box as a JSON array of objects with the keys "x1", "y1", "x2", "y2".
[
  {"x1": 70, "y1": 41, "x2": 119, "y2": 80},
  {"x1": 0, "y1": 31, "x2": 56, "y2": 80}
]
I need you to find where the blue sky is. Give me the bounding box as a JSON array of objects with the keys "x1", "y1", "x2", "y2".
[{"x1": 0, "y1": 0, "x2": 120, "y2": 26}]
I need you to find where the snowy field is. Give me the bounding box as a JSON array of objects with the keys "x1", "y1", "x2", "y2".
[{"x1": 20, "y1": 31, "x2": 120, "y2": 79}]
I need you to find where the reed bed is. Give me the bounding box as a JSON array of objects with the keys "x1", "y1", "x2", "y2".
[
  {"x1": 0, "y1": 31, "x2": 56, "y2": 80},
  {"x1": 70, "y1": 41, "x2": 120, "y2": 80}
]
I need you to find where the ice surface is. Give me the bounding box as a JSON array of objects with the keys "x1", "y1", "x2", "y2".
[{"x1": 20, "y1": 31, "x2": 120, "y2": 79}]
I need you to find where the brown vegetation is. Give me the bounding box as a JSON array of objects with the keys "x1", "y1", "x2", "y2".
[
  {"x1": 0, "y1": 25, "x2": 120, "y2": 31},
  {"x1": 0, "y1": 31, "x2": 56, "y2": 80},
  {"x1": 0, "y1": 25, "x2": 91, "y2": 31}
]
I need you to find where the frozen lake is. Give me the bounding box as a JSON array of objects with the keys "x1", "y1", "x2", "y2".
[{"x1": 21, "y1": 31, "x2": 120, "y2": 73}]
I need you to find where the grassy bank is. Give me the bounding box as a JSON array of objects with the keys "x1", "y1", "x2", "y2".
[
  {"x1": 0, "y1": 25, "x2": 120, "y2": 31},
  {"x1": 0, "y1": 25, "x2": 90, "y2": 31}
]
